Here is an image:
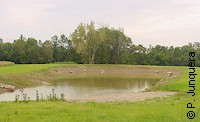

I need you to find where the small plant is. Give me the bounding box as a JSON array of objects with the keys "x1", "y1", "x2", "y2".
[
  {"x1": 23, "y1": 93, "x2": 27, "y2": 102},
  {"x1": 60, "y1": 93, "x2": 65, "y2": 101},
  {"x1": 20, "y1": 89, "x2": 28, "y2": 103},
  {"x1": 15, "y1": 89, "x2": 66, "y2": 102},
  {"x1": 52, "y1": 89, "x2": 55, "y2": 98},
  {"x1": 47, "y1": 89, "x2": 59, "y2": 101},
  {"x1": 36, "y1": 90, "x2": 39, "y2": 101},
  {"x1": 15, "y1": 94, "x2": 19, "y2": 102}
]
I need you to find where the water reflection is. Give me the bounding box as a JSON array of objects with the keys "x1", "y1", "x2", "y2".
[{"x1": 0, "y1": 77, "x2": 159, "y2": 102}]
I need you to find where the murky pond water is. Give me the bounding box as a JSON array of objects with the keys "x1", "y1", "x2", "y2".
[{"x1": 0, "y1": 77, "x2": 159, "y2": 102}]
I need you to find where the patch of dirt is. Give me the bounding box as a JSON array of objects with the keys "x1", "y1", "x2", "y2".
[
  {"x1": 69, "y1": 91, "x2": 177, "y2": 102},
  {"x1": 0, "y1": 89, "x2": 7, "y2": 94},
  {"x1": 48, "y1": 65, "x2": 183, "y2": 79}
]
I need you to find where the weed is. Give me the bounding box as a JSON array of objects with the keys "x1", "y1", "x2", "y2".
[
  {"x1": 36, "y1": 90, "x2": 39, "y2": 101},
  {"x1": 60, "y1": 93, "x2": 65, "y2": 101},
  {"x1": 15, "y1": 94, "x2": 19, "y2": 102}
]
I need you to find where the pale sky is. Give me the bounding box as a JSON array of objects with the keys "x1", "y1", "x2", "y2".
[{"x1": 0, "y1": 0, "x2": 200, "y2": 47}]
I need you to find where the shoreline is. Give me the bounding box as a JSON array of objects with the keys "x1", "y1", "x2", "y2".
[{"x1": 67, "y1": 91, "x2": 177, "y2": 102}]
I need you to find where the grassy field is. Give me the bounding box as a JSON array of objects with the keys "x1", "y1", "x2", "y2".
[{"x1": 0, "y1": 63, "x2": 199, "y2": 122}]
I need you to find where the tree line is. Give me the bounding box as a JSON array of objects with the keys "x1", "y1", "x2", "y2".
[{"x1": 0, "y1": 21, "x2": 200, "y2": 66}]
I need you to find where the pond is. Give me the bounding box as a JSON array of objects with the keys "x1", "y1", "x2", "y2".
[{"x1": 0, "y1": 77, "x2": 159, "y2": 102}]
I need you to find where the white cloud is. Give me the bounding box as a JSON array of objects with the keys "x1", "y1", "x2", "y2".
[{"x1": 0, "y1": 0, "x2": 199, "y2": 47}]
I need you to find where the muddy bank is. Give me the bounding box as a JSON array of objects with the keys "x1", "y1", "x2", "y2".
[
  {"x1": 0, "y1": 89, "x2": 6, "y2": 94},
  {"x1": 48, "y1": 66, "x2": 182, "y2": 78}
]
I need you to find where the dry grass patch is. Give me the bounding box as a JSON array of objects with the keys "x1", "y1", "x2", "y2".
[{"x1": 0, "y1": 61, "x2": 15, "y2": 67}]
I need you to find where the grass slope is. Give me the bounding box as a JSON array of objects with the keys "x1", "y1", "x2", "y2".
[{"x1": 0, "y1": 64, "x2": 66, "y2": 74}]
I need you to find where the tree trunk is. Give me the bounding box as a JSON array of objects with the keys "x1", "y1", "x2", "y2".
[{"x1": 88, "y1": 48, "x2": 96, "y2": 64}]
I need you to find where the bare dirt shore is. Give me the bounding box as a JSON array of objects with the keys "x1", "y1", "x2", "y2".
[
  {"x1": 68, "y1": 91, "x2": 177, "y2": 102},
  {"x1": 49, "y1": 65, "x2": 183, "y2": 78}
]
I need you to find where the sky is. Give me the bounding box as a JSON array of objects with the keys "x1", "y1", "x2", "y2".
[{"x1": 0, "y1": 0, "x2": 200, "y2": 47}]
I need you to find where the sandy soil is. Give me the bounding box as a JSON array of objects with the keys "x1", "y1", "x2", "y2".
[
  {"x1": 49, "y1": 65, "x2": 183, "y2": 78},
  {"x1": 68, "y1": 91, "x2": 177, "y2": 102}
]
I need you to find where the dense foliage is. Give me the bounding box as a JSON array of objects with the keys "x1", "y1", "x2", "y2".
[{"x1": 0, "y1": 22, "x2": 200, "y2": 66}]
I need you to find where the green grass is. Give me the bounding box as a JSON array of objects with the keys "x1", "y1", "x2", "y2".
[
  {"x1": 0, "y1": 99, "x2": 199, "y2": 122},
  {"x1": 0, "y1": 64, "x2": 199, "y2": 122},
  {"x1": 0, "y1": 64, "x2": 65, "y2": 74},
  {"x1": 155, "y1": 68, "x2": 198, "y2": 92}
]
